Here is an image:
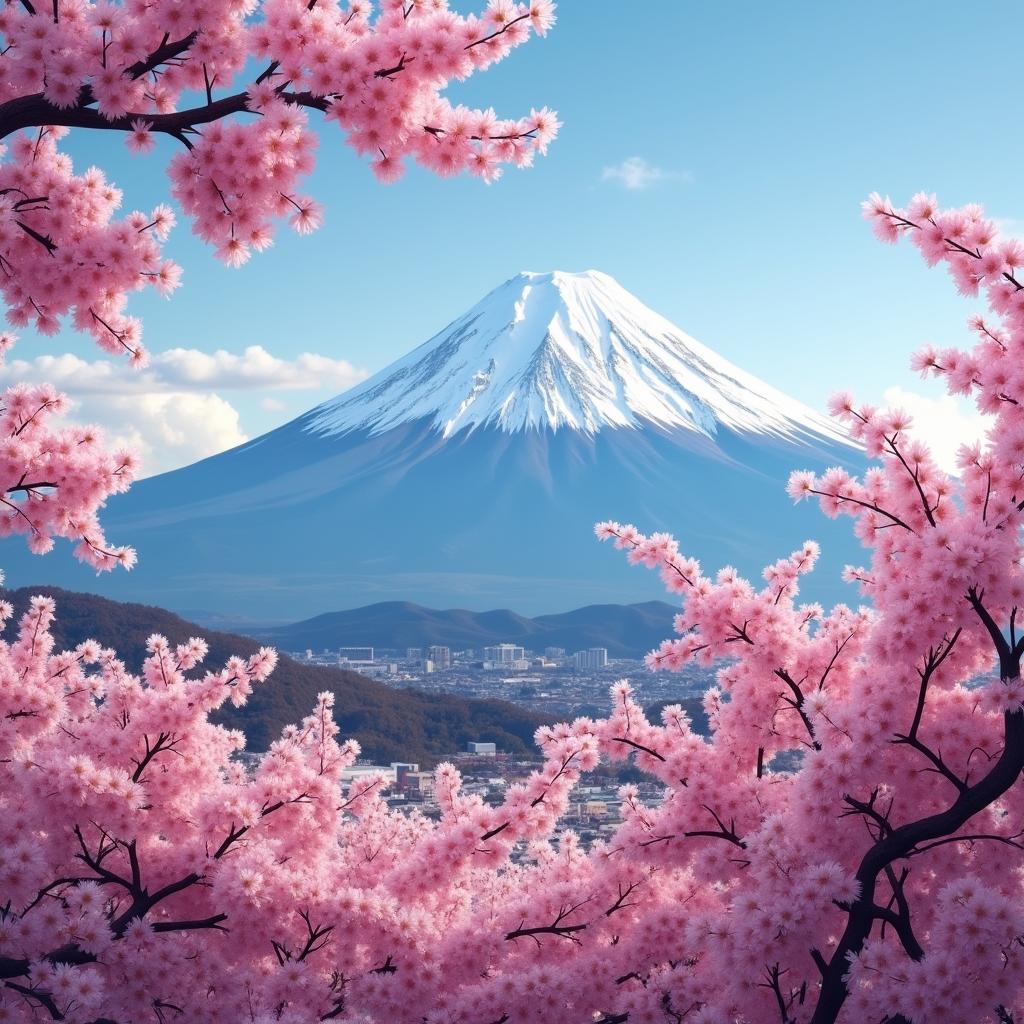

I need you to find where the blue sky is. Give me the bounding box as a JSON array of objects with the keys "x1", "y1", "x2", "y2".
[{"x1": 9, "y1": 1, "x2": 1020, "y2": 473}]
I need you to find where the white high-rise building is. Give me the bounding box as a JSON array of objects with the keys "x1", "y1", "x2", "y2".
[
  {"x1": 427, "y1": 645, "x2": 451, "y2": 670},
  {"x1": 483, "y1": 643, "x2": 525, "y2": 664},
  {"x1": 574, "y1": 648, "x2": 608, "y2": 671}
]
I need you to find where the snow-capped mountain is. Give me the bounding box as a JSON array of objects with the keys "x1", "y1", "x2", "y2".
[
  {"x1": 310, "y1": 270, "x2": 847, "y2": 443},
  {"x1": 2, "y1": 272, "x2": 865, "y2": 620}
]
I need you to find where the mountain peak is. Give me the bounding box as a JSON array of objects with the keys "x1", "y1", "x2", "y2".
[
  {"x1": 514, "y1": 268, "x2": 612, "y2": 283},
  {"x1": 308, "y1": 270, "x2": 847, "y2": 444}
]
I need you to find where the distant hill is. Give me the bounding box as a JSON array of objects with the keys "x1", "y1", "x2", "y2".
[
  {"x1": 4, "y1": 587, "x2": 546, "y2": 765},
  {"x1": 248, "y1": 600, "x2": 680, "y2": 658}
]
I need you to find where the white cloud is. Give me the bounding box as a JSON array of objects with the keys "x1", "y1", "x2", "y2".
[
  {"x1": 0, "y1": 345, "x2": 368, "y2": 475},
  {"x1": 882, "y1": 386, "x2": 988, "y2": 474},
  {"x1": 0, "y1": 344, "x2": 368, "y2": 477},
  {"x1": 601, "y1": 156, "x2": 689, "y2": 191},
  {"x1": 154, "y1": 346, "x2": 368, "y2": 392},
  {"x1": 69, "y1": 392, "x2": 248, "y2": 477},
  {"x1": 0, "y1": 345, "x2": 368, "y2": 395}
]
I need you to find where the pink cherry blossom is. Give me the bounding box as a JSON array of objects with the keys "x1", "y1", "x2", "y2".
[
  {"x1": 0, "y1": 353, "x2": 137, "y2": 570},
  {"x1": 588, "y1": 195, "x2": 1024, "y2": 1023},
  {"x1": 125, "y1": 118, "x2": 154, "y2": 154}
]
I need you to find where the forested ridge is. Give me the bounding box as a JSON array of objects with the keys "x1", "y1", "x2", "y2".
[{"x1": 6, "y1": 586, "x2": 547, "y2": 764}]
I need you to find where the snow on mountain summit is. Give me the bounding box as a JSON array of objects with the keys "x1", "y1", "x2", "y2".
[{"x1": 308, "y1": 270, "x2": 847, "y2": 444}]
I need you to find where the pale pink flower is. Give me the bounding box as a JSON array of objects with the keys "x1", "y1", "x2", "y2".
[{"x1": 125, "y1": 119, "x2": 155, "y2": 154}]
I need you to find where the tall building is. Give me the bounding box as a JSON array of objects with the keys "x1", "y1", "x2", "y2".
[
  {"x1": 544, "y1": 646, "x2": 566, "y2": 659},
  {"x1": 427, "y1": 645, "x2": 451, "y2": 670},
  {"x1": 574, "y1": 647, "x2": 608, "y2": 671},
  {"x1": 406, "y1": 647, "x2": 421, "y2": 662},
  {"x1": 483, "y1": 643, "x2": 525, "y2": 664}
]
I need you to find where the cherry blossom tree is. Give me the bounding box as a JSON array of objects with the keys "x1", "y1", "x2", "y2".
[
  {"x1": 0, "y1": 0, "x2": 558, "y2": 569},
  {"x1": 3, "y1": 193, "x2": 1024, "y2": 1022},
  {"x1": 588, "y1": 193, "x2": 1024, "y2": 1023}
]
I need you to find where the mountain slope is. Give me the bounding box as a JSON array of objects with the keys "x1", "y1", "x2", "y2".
[
  {"x1": 253, "y1": 599, "x2": 679, "y2": 658},
  {"x1": 1, "y1": 271, "x2": 866, "y2": 619},
  {"x1": 5, "y1": 587, "x2": 546, "y2": 762},
  {"x1": 311, "y1": 270, "x2": 849, "y2": 443}
]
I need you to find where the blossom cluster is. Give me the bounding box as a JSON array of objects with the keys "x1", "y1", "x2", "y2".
[
  {"x1": 0, "y1": 591, "x2": 628, "y2": 1023},
  {"x1": 582, "y1": 197, "x2": 1024, "y2": 1021},
  {"x1": 0, "y1": 0, "x2": 558, "y2": 275},
  {"x1": 0, "y1": 347, "x2": 136, "y2": 569},
  {"x1": 0, "y1": 127, "x2": 178, "y2": 362},
  {"x1": 0, "y1": 128, "x2": 150, "y2": 562}
]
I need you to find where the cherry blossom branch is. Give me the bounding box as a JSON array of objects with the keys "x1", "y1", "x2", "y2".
[
  {"x1": 479, "y1": 750, "x2": 579, "y2": 842},
  {"x1": 890, "y1": 631, "x2": 968, "y2": 790},
  {"x1": 884, "y1": 432, "x2": 937, "y2": 527},
  {"x1": 212, "y1": 792, "x2": 310, "y2": 858},
  {"x1": 639, "y1": 804, "x2": 747, "y2": 851},
  {"x1": 759, "y1": 963, "x2": 805, "y2": 1024},
  {"x1": 818, "y1": 630, "x2": 858, "y2": 689},
  {"x1": 465, "y1": 12, "x2": 531, "y2": 49},
  {"x1": 151, "y1": 914, "x2": 228, "y2": 933},
  {"x1": 811, "y1": 676, "x2": 1024, "y2": 1022},
  {"x1": 273, "y1": 909, "x2": 335, "y2": 963},
  {"x1": 968, "y1": 586, "x2": 1024, "y2": 676},
  {"x1": 604, "y1": 881, "x2": 643, "y2": 917},
  {"x1": 2, "y1": 978, "x2": 63, "y2": 1020},
  {"x1": 125, "y1": 32, "x2": 199, "y2": 81},
  {"x1": 805, "y1": 487, "x2": 916, "y2": 533},
  {"x1": 904, "y1": 631, "x2": 962, "y2": 741},
  {"x1": 892, "y1": 731, "x2": 968, "y2": 794},
  {"x1": 0, "y1": 87, "x2": 327, "y2": 143},
  {"x1": 774, "y1": 668, "x2": 821, "y2": 750},
  {"x1": 505, "y1": 901, "x2": 591, "y2": 946},
  {"x1": 876, "y1": 865, "x2": 924, "y2": 961},
  {"x1": 905, "y1": 829, "x2": 1024, "y2": 857},
  {"x1": 610, "y1": 736, "x2": 666, "y2": 761},
  {"x1": 130, "y1": 731, "x2": 182, "y2": 783},
  {"x1": 875, "y1": 204, "x2": 1024, "y2": 293}
]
